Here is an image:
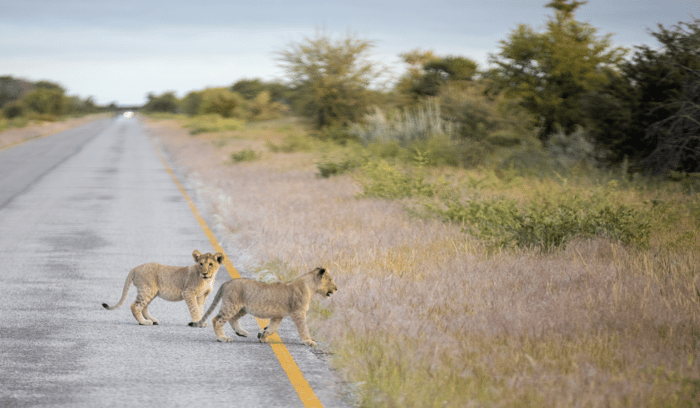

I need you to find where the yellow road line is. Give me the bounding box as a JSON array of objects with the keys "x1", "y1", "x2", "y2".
[{"x1": 151, "y1": 136, "x2": 324, "y2": 408}]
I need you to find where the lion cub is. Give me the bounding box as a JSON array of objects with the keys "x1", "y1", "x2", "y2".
[
  {"x1": 189, "y1": 267, "x2": 337, "y2": 347},
  {"x1": 102, "y1": 250, "x2": 224, "y2": 326}
]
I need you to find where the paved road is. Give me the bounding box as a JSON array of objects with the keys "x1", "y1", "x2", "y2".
[{"x1": 0, "y1": 117, "x2": 349, "y2": 407}]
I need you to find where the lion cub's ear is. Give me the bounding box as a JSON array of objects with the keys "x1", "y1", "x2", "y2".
[
  {"x1": 317, "y1": 268, "x2": 326, "y2": 276},
  {"x1": 192, "y1": 249, "x2": 202, "y2": 262},
  {"x1": 215, "y1": 252, "x2": 225, "y2": 264}
]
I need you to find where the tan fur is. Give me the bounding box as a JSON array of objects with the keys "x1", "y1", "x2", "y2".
[
  {"x1": 190, "y1": 267, "x2": 337, "y2": 347},
  {"x1": 102, "y1": 250, "x2": 224, "y2": 326}
]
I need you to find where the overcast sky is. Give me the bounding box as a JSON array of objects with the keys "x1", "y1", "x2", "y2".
[{"x1": 2, "y1": 0, "x2": 698, "y2": 106}]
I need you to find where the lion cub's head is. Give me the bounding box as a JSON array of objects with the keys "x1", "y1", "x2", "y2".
[
  {"x1": 312, "y1": 267, "x2": 337, "y2": 298},
  {"x1": 192, "y1": 249, "x2": 225, "y2": 279}
]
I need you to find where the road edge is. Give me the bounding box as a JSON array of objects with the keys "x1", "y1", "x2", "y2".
[{"x1": 149, "y1": 132, "x2": 325, "y2": 408}]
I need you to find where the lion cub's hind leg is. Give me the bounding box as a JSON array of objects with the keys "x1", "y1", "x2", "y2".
[
  {"x1": 131, "y1": 292, "x2": 157, "y2": 325},
  {"x1": 212, "y1": 302, "x2": 244, "y2": 342},
  {"x1": 229, "y1": 309, "x2": 249, "y2": 338},
  {"x1": 257, "y1": 317, "x2": 283, "y2": 343},
  {"x1": 141, "y1": 305, "x2": 159, "y2": 325}
]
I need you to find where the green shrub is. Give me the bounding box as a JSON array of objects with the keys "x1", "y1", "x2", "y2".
[
  {"x1": 266, "y1": 133, "x2": 315, "y2": 153},
  {"x1": 357, "y1": 160, "x2": 435, "y2": 199},
  {"x1": 429, "y1": 197, "x2": 651, "y2": 251},
  {"x1": 317, "y1": 154, "x2": 367, "y2": 178},
  {"x1": 185, "y1": 115, "x2": 245, "y2": 135},
  {"x1": 2, "y1": 101, "x2": 25, "y2": 119},
  {"x1": 198, "y1": 88, "x2": 247, "y2": 118},
  {"x1": 231, "y1": 149, "x2": 260, "y2": 162},
  {"x1": 317, "y1": 124, "x2": 360, "y2": 144}
]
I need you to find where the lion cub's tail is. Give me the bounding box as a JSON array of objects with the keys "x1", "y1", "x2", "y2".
[
  {"x1": 189, "y1": 280, "x2": 227, "y2": 327},
  {"x1": 102, "y1": 269, "x2": 135, "y2": 310}
]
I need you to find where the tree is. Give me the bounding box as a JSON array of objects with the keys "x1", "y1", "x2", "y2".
[
  {"x1": 585, "y1": 18, "x2": 700, "y2": 174},
  {"x1": 0, "y1": 76, "x2": 32, "y2": 108},
  {"x1": 395, "y1": 49, "x2": 437, "y2": 104},
  {"x1": 143, "y1": 91, "x2": 179, "y2": 113},
  {"x1": 414, "y1": 56, "x2": 478, "y2": 97},
  {"x1": 396, "y1": 50, "x2": 478, "y2": 100},
  {"x1": 490, "y1": 0, "x2": 626, "y2": 140},
  {"x1": 276, "y1": 30, "x2": 380, "y2": 128},
  {"x1": 182, "y1": 90, "x2": 203, "y2": 116},
  {"x1": 231, "y1": 79, "x2": 266, "y2": 100},
  {"x1": 641, "y1": 19, "x2": 700, "y2": 174}
]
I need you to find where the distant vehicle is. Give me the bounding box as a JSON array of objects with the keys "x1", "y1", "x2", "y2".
[{"x1": 123, "y1": 111, "x2": 134, "y2": 118}]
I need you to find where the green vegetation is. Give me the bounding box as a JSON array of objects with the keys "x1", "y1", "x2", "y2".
[
  {"x1": 141, "y1": 4, "x2": 700, "y2": 406},
  {"x1": 230, "y1": 149, "x2": 260, "y2": 162},
  {"x1": 139, "y1": 1, "x2": 699, "y2": 257},
  {"x1": 276, "y1": 30, "x2": 382, "y2": 129},
  {"x1": 427, "y1": 196, "x2": 651, "y2": 251},
  {"x1": 146, "y1": 85, "x2": 289, "y2": 122},
  {"x1": 266, "y1": 132, "x2": 317, "y2": 153},
  {"x1": 0, "y1": 76, "x2": 104, "y2": 129},
  {"x1": 138, "y1": 6, "x2": 698, "y2": 179},
  {"x1": 489, "y1": 0, "x2": 626, "y2": 139},
  {"x1": 184, "y1": 114, "x2": 246, "y2": 135},
  {"x1": 586, "y1": 18, "x2": 700, "y2": 174}
]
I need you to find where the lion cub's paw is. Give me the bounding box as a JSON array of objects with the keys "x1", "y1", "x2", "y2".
[
  {"x1": 216, "y1": 336, "x2": 233, "y2": 343},
  {"x1": 138, "y1": 320, "x2": 154, "y2": 326},
  {"x1": 189, "y1": 321, "x2": 207, "y2": 328},
  {"x1": 257, "y1": 332, "x2": 268, "y2": 343},
  {"x1": 235, "y1": 330, "x2": 249, "y2": 337},
  {"x1": 305, "y1": 340, "x2": 318, "y2": 347}
]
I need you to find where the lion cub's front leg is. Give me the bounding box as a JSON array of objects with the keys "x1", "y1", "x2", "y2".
[
  {"x1": 289, "y1": 311, "x2": 317, "y2": 347},
  {"x1": 184, "y1": 289, "x2": 206, "y2": 327}
]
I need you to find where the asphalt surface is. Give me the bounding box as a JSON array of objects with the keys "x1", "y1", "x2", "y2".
[{"x1": 0, "y1": 116, "x2": 350, "y2": 407}]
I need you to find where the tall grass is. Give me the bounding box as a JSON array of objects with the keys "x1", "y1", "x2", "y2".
[
  {"x1": 350, "y1": 98, "x2": 457, "y2": 145},
  {"x1": 149, "y1": 117, "x2": 700, "y2": 407}
]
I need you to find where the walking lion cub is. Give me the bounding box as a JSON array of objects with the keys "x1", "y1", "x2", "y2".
[
  {"x1": 102, "y1": 250, "x2": 224, "y2": 326},
  {"x1": 189, "y1": 267, "x2": 337, "y2": 347}
]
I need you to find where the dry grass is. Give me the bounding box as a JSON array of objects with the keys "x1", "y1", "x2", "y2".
[{"x1": 147, "y1": 117, "x2": 700, "y2": 407}]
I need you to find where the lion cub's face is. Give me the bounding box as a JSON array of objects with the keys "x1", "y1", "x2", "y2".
[
  {"x1": 313, "y1": 268, "x2": 338, "y2": 298},
  {"x1": 192, "y1": 250, "x2": 225, "y2": 279}
]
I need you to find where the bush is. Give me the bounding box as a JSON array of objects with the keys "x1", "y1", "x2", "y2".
[
  {"x1": 438, "y1": 81, "x2": 534, "y2": 144},
  {"x1": 266, "y1": 133, "x2": 315, "y2": 153},
  {"x1": 357, "y1": 160, "x2": 435, "y2": 199},
  {"x1": 231, "y1": 149, "x2": 260, "y2": 162},
  {"x1": 249, "y1": 91, "x2": 288, "y2": 121},
  {"x1": 23, "y1": 87, "x2": 66, "y2": 116},
  {"x1": 429, "y1": 197, "x2": 651, "y2": 251},
  {"x1": 198, "y1": 88, "x2": 247, "y2": 118},
  {"x1": 317, "y1": 124, "x2": 360, "y2": 144},
  {"x1": 143, "y1": 91, "x2": 179, "y2": 113},
  {"x1": 317, "y1": 154, "x2": 366, "y2": 178},
  {"x1": 2, "y1": 101, "x2": 24, "y2": 119}
]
